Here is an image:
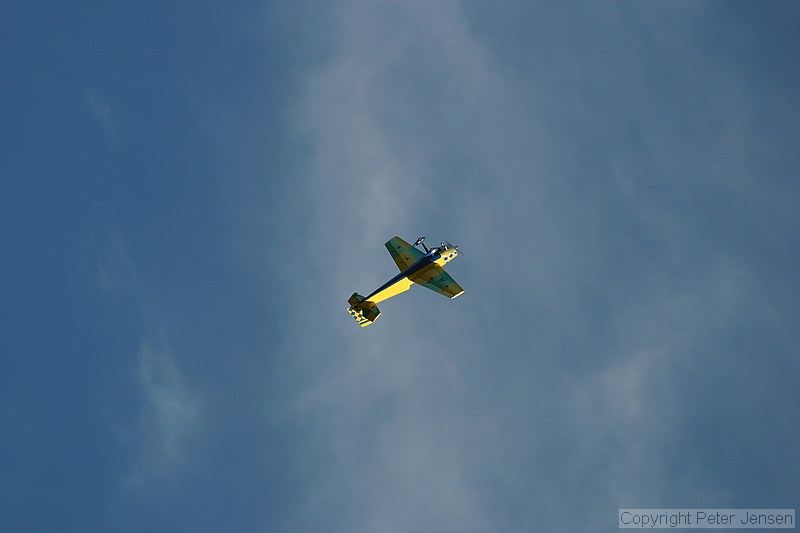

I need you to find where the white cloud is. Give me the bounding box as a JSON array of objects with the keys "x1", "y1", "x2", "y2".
[{"x1": 282, "y1": 2, "x2": 559, "y2": 530}]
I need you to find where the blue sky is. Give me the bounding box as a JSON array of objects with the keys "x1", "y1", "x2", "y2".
[{"x1": 2, "y1": 1, "x2": 798, "y2": 531}]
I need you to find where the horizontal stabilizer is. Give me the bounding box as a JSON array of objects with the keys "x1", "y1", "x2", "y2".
[
  {"x1": 346, "y1": 296, "x2": 380, "y2": 328},
  {"x1": 348, "y1": 292, "x2": 366, "y2": 307}
]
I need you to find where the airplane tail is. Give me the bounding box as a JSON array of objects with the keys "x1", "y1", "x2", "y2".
[{"x1": 347, "y1": 292, "x2": 381, "y2": 327}]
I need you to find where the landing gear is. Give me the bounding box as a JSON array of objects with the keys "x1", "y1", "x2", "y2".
[{"x1": 413, "y1": 236, "x2": 430, "y2": 253}]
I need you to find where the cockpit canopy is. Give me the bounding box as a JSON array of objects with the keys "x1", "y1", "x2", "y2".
[{"x1": 414, "y1": 237, "x2": 458, "y2": 255}]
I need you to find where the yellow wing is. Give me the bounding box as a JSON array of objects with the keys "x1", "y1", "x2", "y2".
[
  {"x1": 385, "y1": 236, "x2": 425, "y2": 272},
  {"x1": 409, "y1": 264, "x2": 465, "y2": 299}
]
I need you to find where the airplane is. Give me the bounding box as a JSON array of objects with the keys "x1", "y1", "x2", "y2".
[{"x1": 347, "y1": 236, "x2": 464, "y2": 327}]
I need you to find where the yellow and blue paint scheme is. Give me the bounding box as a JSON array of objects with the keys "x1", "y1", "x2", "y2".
[{"x1": 347, "y1": 236, "x2": 464, "y2": 327}]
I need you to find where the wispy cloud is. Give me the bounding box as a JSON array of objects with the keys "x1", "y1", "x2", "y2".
[
  {"x1": 122, "y1": 333, "x2": 202, "y2": 489},
  {"x1": 97, "y1": 234, "x2": 203, "y2": 491},
  {"x1": 86, "y1": 92, "x2": 114, "y2": 134},
  {"x1": 97, "y1": 232, "x2": 137, "y2": 297}
]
